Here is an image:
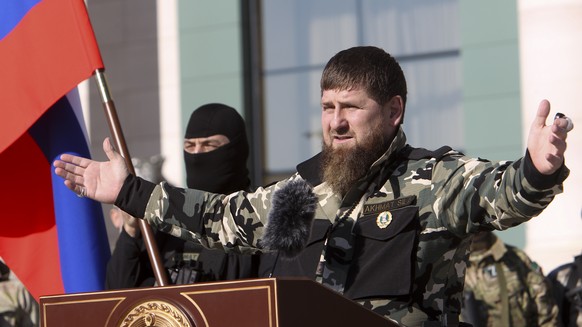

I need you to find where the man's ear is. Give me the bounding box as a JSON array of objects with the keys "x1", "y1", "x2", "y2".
[{"x1": 387, "y1": 96, "x2": 404, "y2": 126}]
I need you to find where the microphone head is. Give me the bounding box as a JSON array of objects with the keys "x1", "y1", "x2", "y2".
[{"x1": 261, "y1": 179, "x2": 317, "y2": 258}]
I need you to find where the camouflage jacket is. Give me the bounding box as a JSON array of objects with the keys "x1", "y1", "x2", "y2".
[
  {"x1": 461, "y1": 233, "x2": 559, "y2": 326},
  {"x1": 118, "y1": 127, "x2": 569, "y2": 327},
  {"x1": 0, "y1": 278, "x2": 38, "y2": 327}
]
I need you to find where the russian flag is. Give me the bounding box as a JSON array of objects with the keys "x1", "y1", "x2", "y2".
[
  {"x1": 0, "y1": 0, "x2": 103, "y2": 153},
  {"x1": 0, "y1": 0, "x2": 109, "y2": 301}
]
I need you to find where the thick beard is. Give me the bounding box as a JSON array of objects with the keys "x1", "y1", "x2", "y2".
[{"x1": 321, "y1": 128, "x2": 388, "y2": 197}]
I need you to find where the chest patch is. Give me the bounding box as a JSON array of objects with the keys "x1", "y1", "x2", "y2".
[{"x1": 376, "y1": 211, "x2": 393, "y2": 228}]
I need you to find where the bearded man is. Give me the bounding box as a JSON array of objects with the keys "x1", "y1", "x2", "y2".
[{"x1": 54, "y1": 46, "x2": 572, "y2": 327}]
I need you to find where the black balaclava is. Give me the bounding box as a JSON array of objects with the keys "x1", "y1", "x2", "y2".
[{"x1": 184, "y1": 103, "x2": 250, "y2": 193}]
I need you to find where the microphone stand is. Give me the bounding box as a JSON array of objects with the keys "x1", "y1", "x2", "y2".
[{"x1": 268, "y1": 251, "x2": 280, "y2": 278}]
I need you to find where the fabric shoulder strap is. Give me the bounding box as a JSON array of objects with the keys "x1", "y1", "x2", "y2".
[{"x1": 495, "y1": 262, "x2": 511, "y2": 327}]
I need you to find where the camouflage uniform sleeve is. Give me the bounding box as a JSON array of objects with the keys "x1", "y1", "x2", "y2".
[
  {"x1": 139, "y1": 175, "x2": 299, "y2": 254},
  {"x1": 0, "y1": 280, "x2": 40, "y2": 326},
  {"x1": 433, "y1": 150, "x2": 568, "y2": 235},
  {"x1": 16, "y1": 282, "x2": 39, "y2": 326}
]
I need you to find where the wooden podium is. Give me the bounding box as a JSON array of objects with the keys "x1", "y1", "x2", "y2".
[{"x1": 40, "y1": 278, "x2": 397, "y2": 326}]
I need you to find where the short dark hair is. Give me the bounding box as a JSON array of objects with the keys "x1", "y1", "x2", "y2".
[{"x1": 321, "y1": 46, "x2": 407, "y2": 110}]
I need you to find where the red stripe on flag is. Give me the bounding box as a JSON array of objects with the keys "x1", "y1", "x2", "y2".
[
  {"x1": 0, "y1": 132, "x2": 65, "y2": 300},
  {"x1": 0, "y1": 0, "x2": 103, "y2": 154}
]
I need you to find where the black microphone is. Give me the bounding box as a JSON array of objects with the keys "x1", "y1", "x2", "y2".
[{"x1": 261, "y1": 179, "x2": 317, "y2": 261}]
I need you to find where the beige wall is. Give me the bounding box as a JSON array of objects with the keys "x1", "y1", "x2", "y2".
[
  {"x1": 518, "y1": 0, "x2": 582, "y2": 272},
  {"x1": 157, "y1": 0, "x2": 182, "y2": 186}
]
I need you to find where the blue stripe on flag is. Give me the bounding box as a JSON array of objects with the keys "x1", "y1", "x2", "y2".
[
  {"x1": 0, "y1": 0, "x2": 42, "y2": 40},
  {"x1": 29, "y1": 92, "x2": 110, "y2": 293}
]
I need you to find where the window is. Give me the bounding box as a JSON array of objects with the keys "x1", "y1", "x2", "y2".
[{"x1": 260, "y1": 0, "x2": 462, "y2": 180}]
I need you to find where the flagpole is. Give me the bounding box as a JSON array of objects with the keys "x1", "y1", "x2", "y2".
[{"x1": 93, "y1": 68, "x2": 169, "y2": 287}]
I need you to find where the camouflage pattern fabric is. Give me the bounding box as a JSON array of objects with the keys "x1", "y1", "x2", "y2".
[
  {"x1": 0, "y1": 279, "x2": 38, "y2": 327},
  {"x1": 139, "y1": 127, "x2": 568, "y2": 326},
  {"x1": 461, "y1": 233, "x2": 559, "y2": 326}
]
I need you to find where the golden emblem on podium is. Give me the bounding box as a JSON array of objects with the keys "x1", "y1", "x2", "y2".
[{"x1": 119, "y1": 300, "x2": 193, "y2": 327}]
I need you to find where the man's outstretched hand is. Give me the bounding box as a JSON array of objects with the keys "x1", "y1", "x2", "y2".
[
  {"x1": 53, "y1": 137, "x2": 129, "y2": 204},
  {"x1": 527, "y1": 99, "x2": 573, "y2": 175}
]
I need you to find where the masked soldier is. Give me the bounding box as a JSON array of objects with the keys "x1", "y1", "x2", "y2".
[{"x1": 106, "y1": 103, "x2": 257, "y2": 288}]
